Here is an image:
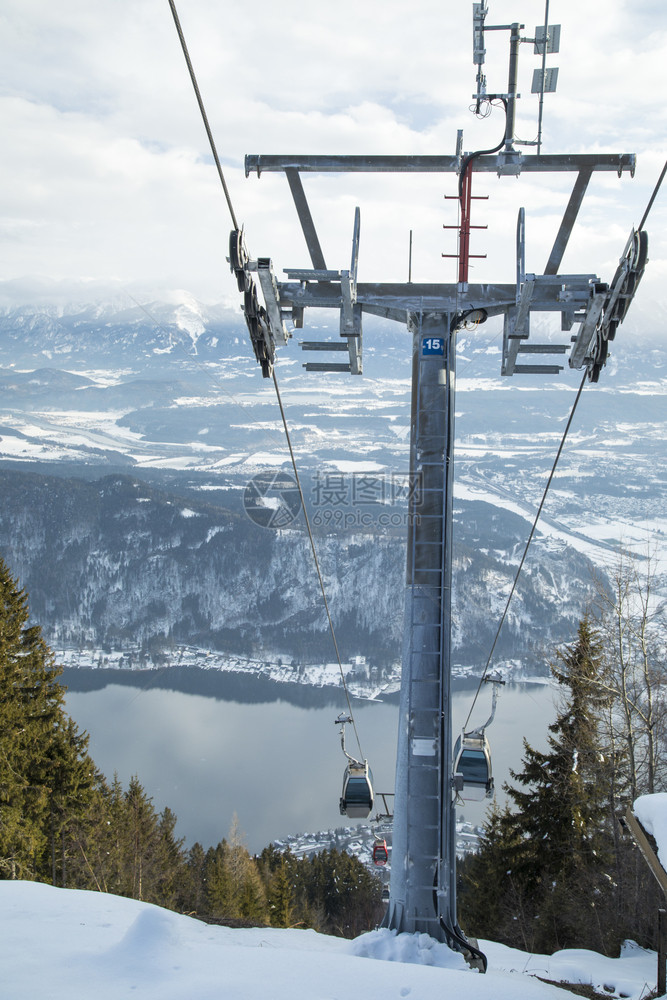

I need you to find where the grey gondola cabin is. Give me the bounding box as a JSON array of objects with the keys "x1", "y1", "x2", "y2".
[
  {"x1": 339, "y1": 761, "x2": 374, "y2": 818},
  {"x1": 453, "y1": 733, "x2": 494, "y2": 802}
]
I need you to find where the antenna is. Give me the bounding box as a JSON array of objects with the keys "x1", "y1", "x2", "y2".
[
  {"x1": 472, "y1": 2, "x2": 489, "y2": 111},
  {"x1": 471, "y1": 0, "x2": 561, "y2": 155},
  {"x1": 531, "y1": 0, "x2": 561, "y2": 154}
]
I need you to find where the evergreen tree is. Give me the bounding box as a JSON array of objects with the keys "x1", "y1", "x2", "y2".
[
  {"x1": 46, "y1": 717, "x2": 100, "y2": 887},
  {"x1": 108, "y1": 776, "x2": 187, "y2": 905},
  {"x1": 460, "y1": 618, "x2": 616, "y2": 954},
  {"x1": 267, "y1": 855, "x2": 294, "y2": 928},
  {"x1": 458, "y1": 803, "x2": 532, "y2": 949},
  {"x1": 64, "y1": 773, "x2": 187, "y2": 906},
  {"x1": 0, "y1": 558, "x2": 95, "y2": 881},
  {"x1": 125, "y1": 775, "x2": 160, "y2": 901},
  {"x1": 205, "y1": 841, "x2": 235, "y2": 918},
  {"x1": 60, "y1": 781, "x2": 111, "y2": 893},
  {"x1": 181, "y1": 841, "x2": 207, "y2": 914},
  {"x1": 157, "y1": 807, "x2": 188, "y2": 909}
]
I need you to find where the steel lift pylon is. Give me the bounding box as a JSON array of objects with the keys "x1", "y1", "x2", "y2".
[{"x1": 229, "y1": 1, "x2": 649, "y2": 962}]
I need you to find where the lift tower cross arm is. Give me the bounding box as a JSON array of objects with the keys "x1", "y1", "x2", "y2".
[{"x1": 239, "y1": 149, "x2": 636, "y2": 382}]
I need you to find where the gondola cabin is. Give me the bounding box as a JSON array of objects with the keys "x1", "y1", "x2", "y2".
[
  {"x1": 339, "y1": 760, "x2": 374, "y2": 818},
  {"x1": 372, "y1": 839, "x2": 389, "y2": 866},
  {"x1": 453, "y1": 733, "x2": 494, "y2": 802}
]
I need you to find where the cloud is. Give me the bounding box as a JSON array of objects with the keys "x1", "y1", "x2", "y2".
[{"x1": 0, "y1": 0, "x2": 665, "y2": 306}]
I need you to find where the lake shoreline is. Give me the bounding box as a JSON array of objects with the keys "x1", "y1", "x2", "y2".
[{"x1": 61, "y1": 664, "x2": 551, "y2": 707}]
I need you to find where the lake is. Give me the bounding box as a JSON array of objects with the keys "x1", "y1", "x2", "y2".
[{"x1": 64, "y1": 675, "x2": 557, "y2": 854}]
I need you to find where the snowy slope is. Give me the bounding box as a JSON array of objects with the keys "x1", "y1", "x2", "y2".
[{"x1": 0, "y1": 881, "x2": 658, "y2": 1000}]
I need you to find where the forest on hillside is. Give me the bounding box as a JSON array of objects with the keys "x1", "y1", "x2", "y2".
[
  {"x1": 0, "y1": 467, "x2": 599, "y2": 672},
  {"x1": 0, "y1": 554, "x2": 382, "y2": 935},
  {"x1": 460, "y1": 553, "x2": 667, "y2": 954},
  {"x1": 0, "y1": 550, "x2": 665, "y2": 953}
]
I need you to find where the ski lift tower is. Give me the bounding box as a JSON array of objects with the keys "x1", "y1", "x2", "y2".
[{"x1": 231, "y1": 1, "x2": 648, "y2": 957}]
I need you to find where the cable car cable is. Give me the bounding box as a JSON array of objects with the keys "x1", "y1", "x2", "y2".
[
  {"x1": 464, "y1": 369, "x2": 587, "y2": 730},
  {"x1": 167, "y1": 0, "x2": 365, "y2": 761},
  {"x1": 272, "y1": 370, "x2": 365, "y2": 761},
  {"x1": 167, "y1": 0, "x2": 238, "y2": 230},
  {"x1": 637, "y1": 158, "x2": 667, "y2": 233},
  {"x1": 464, "y1": 158, "x2": 667, "y2": 730}
]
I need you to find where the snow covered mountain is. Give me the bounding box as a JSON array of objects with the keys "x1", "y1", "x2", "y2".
[
  {"x1": 0, "y1": 292, "x2": 239, "y2": 366},
  {"x1": 0, "y1": 468, "x2": 598, "y2": 680},
  {"x1": 0, "y1": 294, "x2": 663, "y2": 683}
]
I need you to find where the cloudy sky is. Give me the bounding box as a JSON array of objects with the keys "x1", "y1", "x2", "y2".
[{"x1": 1, "y1": 0, "x2": 666, "y2": 311}]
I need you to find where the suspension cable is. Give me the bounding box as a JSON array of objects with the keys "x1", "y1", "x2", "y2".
[
  {"x1": 638, "y1": 158, "x2": 667, "y2": 233},
  {"x1": 463, "y1": 159, "x2": 666, "y2": 730},
  {"x1": 167, "y1": 0, "x2": 238, "y2": 230},
  {"x1": 167, "y1": 0, "x2": 363, "y2": 759},
  {"x1": 272, "y1": 370, "x2": 365, "y2": 761},
  {"x1": 464, "y1": 369, "x2": 588, "y2": 730}
]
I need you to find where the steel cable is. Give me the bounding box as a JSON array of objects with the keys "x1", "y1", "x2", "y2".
[
  {"x1": 464, "y1": 369, "x2": 588, "y2": 730},
  {"x1": 167, "y1": 0, "x2": 364, "y2": 759},
  {"x1": 464, "y1": 158, "x2": 667, "y2": 730},
  {"x1": 167, "y1": 0, "x2": 239, "y2": 230},
  {"x1": 272, "y1": 370, "x2": 365, "y2": 761}
]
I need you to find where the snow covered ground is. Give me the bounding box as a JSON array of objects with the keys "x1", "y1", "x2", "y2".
[
  {"x1": 634, "y1": 794, "x2": 667, "y2": 873},
  {"x1": 55, "y1": 644, "x2": 403, "y2": 700},
  {"x1": 1, "y1": 881, "x2": 659, "y2": 1000}
]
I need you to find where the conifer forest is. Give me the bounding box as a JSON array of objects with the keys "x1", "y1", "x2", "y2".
[{"x1": 0, "y1": 551, "x2": 665, "y2": 950}]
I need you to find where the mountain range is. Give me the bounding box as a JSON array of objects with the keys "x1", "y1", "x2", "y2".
[{"x1": 0, "y1": 292, "x2": 663, "y2": 684}]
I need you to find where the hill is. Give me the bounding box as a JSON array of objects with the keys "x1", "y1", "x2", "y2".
[{"x1": 0, "y1": 295, "x2": 663, "y2": 682}]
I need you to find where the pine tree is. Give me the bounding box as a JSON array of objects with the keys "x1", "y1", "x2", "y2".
[
  {"x1": 460, "y1": 618, "x2": 616, "y2": 954},
  {"x1": 112, "y1": 776, "x2": 187, "y2": 905},
  {"x1": 458, "y1": 803, "x2": 533, "y2": 949},
  {"x1": 267, "y1": 855, "x2": 294, "y2": 928},
  {"x1": 125, "y1": 775, "x2": 160, "y2": 901},
  {"x1": 60, "y1": 781, "x2": 111, "y2": 892},
  {"x1": 181, "y1": 841, "x2": 207, "y2": 914},
  {"x1": 0, "y1": 558, "x2": 96, "y2": 881},
  {"x1": 156, "y1": 806, "x2": 187, "y2": 909},
  {"x1": 63, "y1": 772, "x2": 188, "y2": 906},
  {"x1": 46, "y1": 717, "x2": 99, "y2": 886},
  {"x1": 205, "y1": 841, "x2": 235, "y2": 918}
]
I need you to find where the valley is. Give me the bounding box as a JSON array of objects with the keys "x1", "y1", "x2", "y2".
[{"x1": 0, "y1": 295, "x2": 663, "y2": 685}]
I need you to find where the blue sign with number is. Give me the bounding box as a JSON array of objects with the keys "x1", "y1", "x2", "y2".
[{"x1": 422, "y1": 336, "x2": 444, "y2": 356}]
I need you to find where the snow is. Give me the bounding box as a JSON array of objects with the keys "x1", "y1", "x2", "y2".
[
  {"x1": 482, "y1": 940, "x2": 657, "y2": 1000},
  {"x1": 323, "y1": 459, "x2": 387, "y2": 472},
  {"x1": 452, "y1": 478, "x2": 637, "y2": 568},
  {"x1": 1, "y1": 881, "x2": 659, "y2": 1000},
  {"x1": 55, "y1": 645, "x2": 402, "y2": 700},
  {"x1": 242, "y1": 451, "x2": 290, "y2": 467},
  {"x1": 634, "y1": 792, "x2": 667, "y2": 870}
]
